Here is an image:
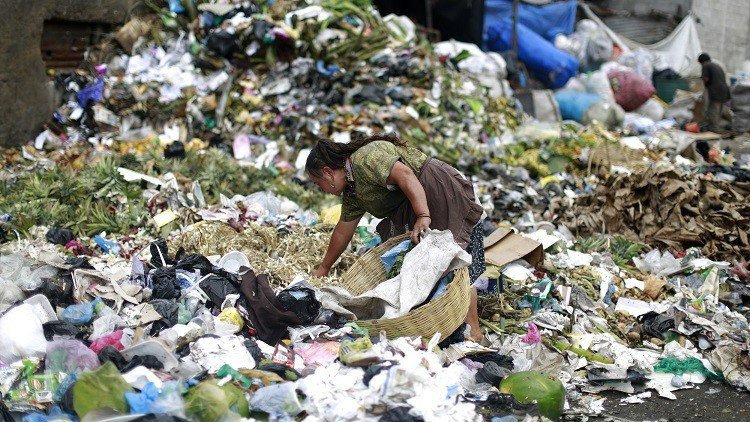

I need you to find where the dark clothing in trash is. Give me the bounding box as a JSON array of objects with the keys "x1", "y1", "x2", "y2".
[
  {"x1": 238, "y1": 269, "x2": 302, "y2": 344},
  {"x1": 150, "y1": 267, "x2": 181, "y2": 300},
  {"x1": 200, "y1": 274, "x2": 239, "y2": 306},
  {"x1": 46, "y1": 227, "x2": 75, "y2": 245},
  {"x1": 702, "y1": 61, "x2": 730, "y2": 102},
  {"x1": 98, "y1": 345, "x2": 128, "y2": 370},
  {"x1": 277, "y1": 286, "x2": 321, "y2": 325}
]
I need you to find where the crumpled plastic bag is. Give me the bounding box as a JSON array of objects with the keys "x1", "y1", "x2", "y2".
[
  {"x1": 90, "y1": 313, "x2": 124, "y2": 340},
  {"x1": 185, "y1": 379, "x2": 249, "y2": 422},
  {"x1": 633, "y1": 249, "x2": 682, "y2": 277},
  {"x1": 277, "y1": 285, "x2": 321, "y2": 325},
  {"x1": 90, "y1": 330, "x2": 126, "y2": 354},
  {"x1": 45, "y1": 228, "x2": 75, "y2": 246},
  {"x1": 62, "y1": 298, "x2": 101, "y2": 325},
  {"x1": 72, "y1": 362, "x2": 134, "y2": 418},
  {"x1": 149, "y1": 267, "x2": 181, "y2": 300},
  {"x1": 125, "y1": 381, "x2": 186, "y2": 417},
  {"x1": 0, "y1": 303, "x2": 47, "y2": 363},
  {"x1": 46, "y1": 339, "x2": 100, "y2": 373},
  {"x1": 0, "y1": 280, "x2": 24, "y2": 314},
  {"x1": 249, "y1": 382, "x2": 303, "y2": 417}
]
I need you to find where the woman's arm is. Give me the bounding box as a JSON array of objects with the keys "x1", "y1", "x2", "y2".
[
  {"x1": 387, "y1": 161, "x2": 431, "y2": 243},
  {"x1": 313, "y1": 218, "x2": 359, "y2": 277}
]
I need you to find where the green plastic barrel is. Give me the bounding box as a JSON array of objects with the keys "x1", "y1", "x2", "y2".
[{"x1": 655, "y1": 76, "x2": 689, "y2": 103}]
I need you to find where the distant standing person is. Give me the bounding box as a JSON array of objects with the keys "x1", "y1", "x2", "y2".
[{"x1": 698, "y1": 53, "x2": 730, "y2": 131}]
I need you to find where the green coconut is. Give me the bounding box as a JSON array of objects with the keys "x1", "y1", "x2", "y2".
[{"x1": 499, "y1": 370, "x2": 565, "y2": 421}]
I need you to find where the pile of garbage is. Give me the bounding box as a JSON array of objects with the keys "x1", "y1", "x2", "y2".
[
  {"x1": 557, "y1": 166, "x2": 750, "y2": 261},
  {"x1": 2, "y1": 0, "x2": 750, "y2": 421}
]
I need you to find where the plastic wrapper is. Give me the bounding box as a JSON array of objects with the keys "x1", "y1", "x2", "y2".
[
  {"x1": 0, "y1": 281, "x2": 25, "y2": 315},
  {"x1": 61, "y1": 298, "x2": 100, "y2": 325},
  {"x1": 46, "y1": 340, "x2": 100, "y2": 373},
  {"x1": 125, "y1": 381, "x2": 186, "y2": 417},
  {"x1": 0, "y1": 304, "x2": 47, "y2": 363},
  {"x1": 249, "y1": 382, "x2": 303, "y2": 417},
  {"x1": 72, "y1": 362, "x2": 133, "y2": 418},
  {"x1": 185, "y1": 379, "x2": 250, "y2": 422},
  {"x1": 89, "y1": 330, "x2": 125, "y2": 354},
  {"x1": 89, "y1": 313, "x2": 124, "y2": 340}
]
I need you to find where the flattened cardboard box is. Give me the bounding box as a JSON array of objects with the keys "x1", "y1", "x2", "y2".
[{"x1": 483, "y1": 228, "x2": 544, "y2": 268}]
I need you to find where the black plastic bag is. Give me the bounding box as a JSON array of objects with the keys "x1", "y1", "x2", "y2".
[
  {"x1": 46, "y1": 227, "x2": 75, "y2": 245},
  {"x1": 43, "y1": 320, "x2": 82, "y2": 340},
  {"x1": 164, "y1": 141, "x2": 186, "y2": 159},
  {"x1": 98, "y1": 345, "x2": 127, "y2": 370},
  {"x1": 638, "y1": 311, "x2": 675, "y2": 340},
  {"x1": 122, "y1": 355, "x2": 164, "y2": 372},
  {"x1": 205, "y1": 30, "x2": 238, "y2": 58},
  {"x1": 256, "y1": 362, "x2": 300, "y2": 381},
  {"x1": 149, "y1": 299, "x2": 179, "y2": 336},
  {"x1": 199, "y1": 274, "x2": 239, "y2": 306},
  {"x1": 351, "y1": 85, "x2": 386, "y2": 105},
  {"x1": 379, "y1": 407, "x2": 424, "y2": 422},
  {"x1": 277, "y1": 286, "x2": 321, "y2": 325},
  {"x1": 131, "y1": 415, "x2": 190, "y2": 422},
  {"x1": 150, "y1": 239, "x2": 173, "y2": 268},
  {"x1": 438, "y1": 322, "x2": 465, "y2": 349},
  {"x1": 175, "y1": 254, "x2": 215, "y2": 275},
  {"x1": 468, "y1": 352, "x2": 514, "y2": 369},
  {"x1": 475, "y1": 361, "x2": 511, "y2": 386},
  {"x1": 243, "y1": 338, "x2": 264, "y2": 364},
  {"x1": 150, "y1": 267, "x2": 181, "y2": 300}
]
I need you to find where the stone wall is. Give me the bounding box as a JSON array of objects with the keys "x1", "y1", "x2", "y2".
[
  {"x1": 692, "y1": 0, "x2": 750, "y2": 74},
  {"x1": 0, "y1": 0, "x2": 132, "y2": 147}
]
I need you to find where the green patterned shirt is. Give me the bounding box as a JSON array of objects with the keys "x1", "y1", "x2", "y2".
[{"x1": 341, "y1": 141, "x2": 428, "y2": 221}]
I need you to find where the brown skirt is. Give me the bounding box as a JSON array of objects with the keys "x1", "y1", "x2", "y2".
[{"x1": 376, "y1": 158, "x2": 483, "y2": 248}]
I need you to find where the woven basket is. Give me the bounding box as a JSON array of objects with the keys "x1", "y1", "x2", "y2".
[{"x1": 339, "y1": 233, "x2": 471, "y2": 340}]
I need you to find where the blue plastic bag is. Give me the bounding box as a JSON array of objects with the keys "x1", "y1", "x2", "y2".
[
  {"x1": 554, "y1": 91, "x2": 602, "y2": 122},
  {"x1": 487, "y1": 19, "x2": 578, "y2": 89},
  {"x1": 93, "y1": 235, "x2": 121, "y2": 256},
  {"x1": 76, "y1": 77, "x2": 104, "y2": 107},
  {"x1": 168, "y1": 0, "x2": 185, "y2": 13},
  {"x1": 380, "y1": 240, "x2": 411, "y2": 274},
  {"x1": 125, "y1": 382, "x2": 185, "y2": 416},
  {"x1": 22, "y1": 406, "x2": 75, "y2": 422},
  {"x1": 61, "y1": 298, "x2": 101, "y2": 325}
]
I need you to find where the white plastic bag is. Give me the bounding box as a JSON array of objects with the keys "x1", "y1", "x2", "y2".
[
  {"x1": 636, "y1": 98, "x2": 666, "y2": 121},
  {"x1": 580, "y1": 71, "x2": 615, "y2": 103},
  {"x1": 0, "y1": 304, "x2": 47, "y2": 363}
]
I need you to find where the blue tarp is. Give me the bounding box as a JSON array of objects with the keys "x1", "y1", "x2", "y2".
[
  {"x1": 483, "y1": 0, "x2": 577, "y2": 48},
  {"x1": 487, "y1": 19, "x2": 578, "y2": 89}
]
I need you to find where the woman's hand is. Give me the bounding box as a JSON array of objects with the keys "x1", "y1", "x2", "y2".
[
  {"x1": 411, "y1": 216, "x2": 431, "y2": 244},
  {"x1": 313, "y1": 265, "x2": 330, "y2": 277}
]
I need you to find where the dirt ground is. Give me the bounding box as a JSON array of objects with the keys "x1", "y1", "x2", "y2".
[{"x1": 593, "y1": 382, "x2": 750, "y2": 421}]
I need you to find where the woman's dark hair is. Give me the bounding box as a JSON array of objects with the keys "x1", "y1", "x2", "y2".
[{"x1": 305, "y1": 133, "x2": 406, "y2": 178}]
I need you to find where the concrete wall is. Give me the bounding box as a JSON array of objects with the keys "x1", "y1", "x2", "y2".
[
  {"x1": 600, "y1": 0, "x2": 691, "y2": 18},
  {"x1": 692, "y1": 0, "x2": 750, "y2": 74},
  {"x1": 0, "y1": 0, "x2": 132, "y2": 147}
]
